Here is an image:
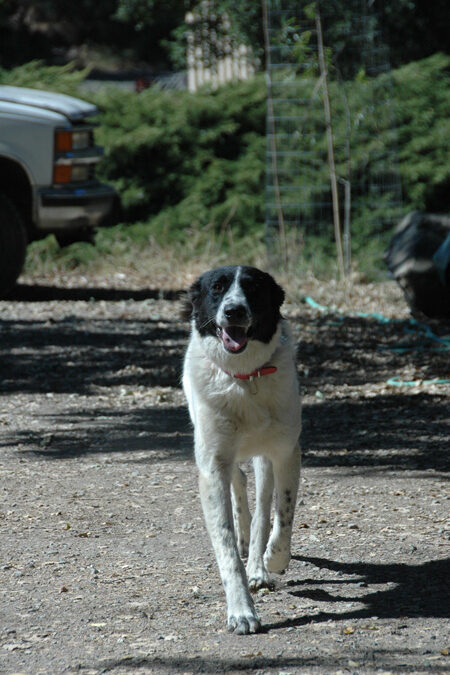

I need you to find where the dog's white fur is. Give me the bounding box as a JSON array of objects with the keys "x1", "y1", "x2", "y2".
[{"x1": 183, "y1": 268, "x2": 301, "y2": 634}]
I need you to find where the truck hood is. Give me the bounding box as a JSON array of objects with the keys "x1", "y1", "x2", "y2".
[{"x1": 0, "y1": 85, "x2": 98, "y2": 122}]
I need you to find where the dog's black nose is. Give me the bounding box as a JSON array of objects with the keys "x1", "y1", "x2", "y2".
[{"x1": 224, "y1": 304, "x2": 248, "y2": 322}]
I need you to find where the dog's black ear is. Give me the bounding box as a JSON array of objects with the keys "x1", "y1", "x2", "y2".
[
  {"x1": 272, "y1": 278, "x2": 285, "y2": 310},
  {"x1": 181, "y1": 278, "x2": 202, "y2": 321},
  {"x1": 264, "y1": 272, "x2": 285, "y2": 311}
]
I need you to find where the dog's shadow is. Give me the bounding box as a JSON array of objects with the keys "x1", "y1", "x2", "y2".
[{"x1": 264, "y1": 554, "x2": 450, "y2": 630}]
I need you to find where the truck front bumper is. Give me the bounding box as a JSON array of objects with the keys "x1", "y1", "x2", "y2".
[{"x1": 37, "y1": 183, "x2": 119, "y2": 232}]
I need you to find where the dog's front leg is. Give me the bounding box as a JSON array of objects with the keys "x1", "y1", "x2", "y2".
[
  {"x1": 264, "y1": 442, "x2": 301, "y2": 574},
  {"x1": 247, "y1": 455, "x2": 274, "y2": 590},
  {"x1": 231, "y1": 465, "x2": 251, "y2": 558},
  {"x1": 198, "y1": 464, "x2": 261, "y2": 634}
]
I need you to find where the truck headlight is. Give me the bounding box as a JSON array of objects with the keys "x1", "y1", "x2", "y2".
[
  {"x1": 71, "y1": 164, "x2": 90, "y2": 181},
  {"x1": 53, "y1": 163, "x2": 90, "y2": 184},
  {"x1": 72, "y1": 131, "x2": 91, "y2": 150},
  {"x1": 55, "y1": 129, "x2": 91, "y2": 152}
]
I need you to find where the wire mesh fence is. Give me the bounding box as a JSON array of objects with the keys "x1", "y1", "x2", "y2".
[{"x1": 264, "y1": 0, "x2": 403, "y2": 274}]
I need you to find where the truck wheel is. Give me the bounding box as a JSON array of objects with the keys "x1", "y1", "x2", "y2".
[{"x1": 0, "y1": 194, "x2": 28, "y2": 296}]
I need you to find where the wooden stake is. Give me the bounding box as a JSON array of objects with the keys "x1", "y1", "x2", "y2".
[
  {"x1": 315, "y1": 3, "x2": 346, "y2": 280},
  {"x1": 262, "y1": 0, "x2": 289, "y2": 270}
]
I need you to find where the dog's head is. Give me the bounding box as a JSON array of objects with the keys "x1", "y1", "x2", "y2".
[{"x1": 183, "y1": 266, "x2": 285, "y2": 355}]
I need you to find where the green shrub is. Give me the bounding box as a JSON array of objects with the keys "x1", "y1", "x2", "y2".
[
  {"x1": 0, "y1": 60, "x2": 88, "y2": 93},
  {"x1": 392, "y1": 54, "x2": 450, "y2": 213},
  {"x1": 93, "y1": 78, "x2": 267, "y2": 236}
]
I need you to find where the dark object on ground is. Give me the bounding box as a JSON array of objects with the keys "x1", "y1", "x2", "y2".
[{"x1": 385, "y1": 211, "x2": 450, "y2": 318}]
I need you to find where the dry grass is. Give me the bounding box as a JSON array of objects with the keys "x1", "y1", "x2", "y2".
[{"x1": 22, "y1": 238, "x2": 408, "y2": 320}]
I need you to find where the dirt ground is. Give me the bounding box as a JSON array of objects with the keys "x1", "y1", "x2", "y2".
[{"x1": 0, "y1": 273, "x2": 449, "y2": 675}]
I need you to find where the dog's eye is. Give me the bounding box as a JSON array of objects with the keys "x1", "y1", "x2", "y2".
[{"x1": 212, "y1": 281, "x2": 224, "y2": 293}]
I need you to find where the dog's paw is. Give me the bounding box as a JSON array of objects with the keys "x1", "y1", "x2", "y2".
[
  {"x1": 264, "y1": 546, "x2": 291, "y2": 574},
  {"x1": 247, "y1": 563, "x2": 273, "y2": 591},
  {"x1": 248, "y1": 572, "x2": 274, "y2": 592},
  {"x1": 227, "y1": 612, "x2": 261, "y2": 635}
]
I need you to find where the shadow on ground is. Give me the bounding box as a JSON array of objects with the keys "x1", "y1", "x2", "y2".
[
  {"x1": 88, "y1": 651, "x2": 449, "y2": 674},
  {"x1": 0, "y1": 406, "x2": 192, "y2": 462},
  {"x1": 301, "y1": 394, "x2": 450, "y2": 473},
  {"x1": 88, "y1": 556, "x2": 450, "y2": 673},
  {"x1": 284, "y1": 555, "x2": 450, "y2": 623},
  {"x1": 0, "y1": 316, "x2": 188, "y2": 394},
  {"x1": 2, "y1": 394, "x2": 447, "y2": 472},
  {"x1": 8, "y1": 283, "x2": 183, "y2": 302},
  {"x1": 1, "y1": 288, "x2": 448, "y2": 470}
]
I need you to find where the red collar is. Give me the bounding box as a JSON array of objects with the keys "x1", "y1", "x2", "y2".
[{"x1": 225, "y1": 366, "x2": 277, "y2": 380}]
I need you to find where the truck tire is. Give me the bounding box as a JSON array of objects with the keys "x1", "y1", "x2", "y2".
[{"x1": 0, "y1": 194, "x2": 28, "y2": 296}]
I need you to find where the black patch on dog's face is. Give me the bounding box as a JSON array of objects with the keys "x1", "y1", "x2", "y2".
[{"x1": 183, "y1": 266, "x2": 285, "y2": 345}]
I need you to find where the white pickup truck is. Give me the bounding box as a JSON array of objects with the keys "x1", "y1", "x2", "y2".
[{"x1": 0, "y1": 85, "x2": 118, "y2": 294}]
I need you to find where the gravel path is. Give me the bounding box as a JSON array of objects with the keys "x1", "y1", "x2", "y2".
[{"x1": 0, "y1": 276, "x2": 449, "y2": 675}]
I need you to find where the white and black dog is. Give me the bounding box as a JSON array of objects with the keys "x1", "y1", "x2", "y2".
[{"x1": 182, "y1": 265, "x2": 301, "y2": 634}]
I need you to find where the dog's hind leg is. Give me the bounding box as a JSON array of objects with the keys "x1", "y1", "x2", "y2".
[
  {"x1": 231, "y1": 465, "x2": 251, "y2": 558},
  {"x1": 198, "y1": 464, "x2": 261, "y2": 634},
  {"x1": 264, "y1": 442, "x2": 301, "y2": 574},
  {"x1": 247, "y1": 455, "x2": 274, "y2": 590}
]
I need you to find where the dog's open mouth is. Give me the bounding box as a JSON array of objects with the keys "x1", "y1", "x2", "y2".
[{"x1": 217, "y1": 325, "x2": 248, "y2": 353}]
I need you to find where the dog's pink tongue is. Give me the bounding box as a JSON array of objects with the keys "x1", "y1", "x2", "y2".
[{"x1": 222, "y1": 327, "x2": 247, "y2": 352}]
